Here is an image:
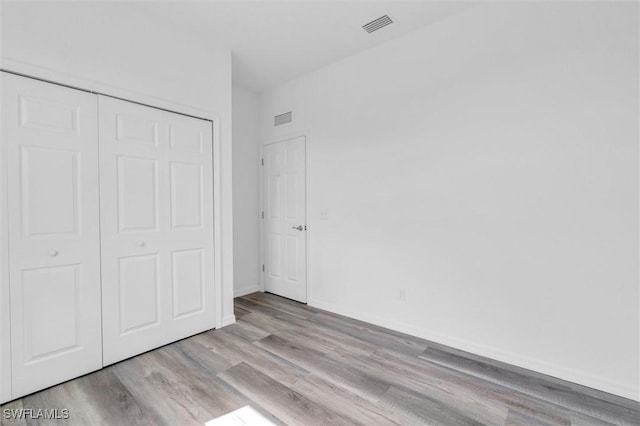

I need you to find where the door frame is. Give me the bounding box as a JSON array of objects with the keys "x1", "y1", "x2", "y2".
[
  {"x1": 259, "y1": 134, "x2": 311, "y2": 303},
  {"x1": 0, "y1": 73, "x2": 12, "y2": 404}
]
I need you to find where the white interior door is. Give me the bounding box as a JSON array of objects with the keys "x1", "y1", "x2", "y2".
[
  {"x1": 99, "y1": 96, "x2": 214, "y2": 365},
  {"x1": 2, "y1": 73, "x2": 102, "y2": 398},
  {"x1": 263, "y1": 137, "x2": 307, "y2": 303}
]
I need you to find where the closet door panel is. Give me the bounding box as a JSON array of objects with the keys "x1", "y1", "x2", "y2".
[
  {"x1": 100, "y1": 97, "x2": 215, "y2": 365},
  {"x1": 99, "y1": 97, "x2": 167, "y2": 365},
  {"x1": 165, "y1": 113, "x2": 214, "y2": 340},
  {"x1": 3, "y1": 73, "x2": 102, "y2": 398}
]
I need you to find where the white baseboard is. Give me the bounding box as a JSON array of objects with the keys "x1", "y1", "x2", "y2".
[
  {"x1": 308, "y1": 298, "x2": 640, "y2": 402},
  {"x1": 234, "y1": 285, "x2": 260, "y2": 298},
  {"x1": 220, "y1": 314, "x2": 236, "y2": 328}
]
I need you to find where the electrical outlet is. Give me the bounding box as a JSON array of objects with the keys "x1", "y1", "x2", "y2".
[
  {"x1": 398, "y1": 288, "x2": 406, "y2": 302},
  {"x1": 320, "y1": 208, "x2": 330, "y2": 220}
]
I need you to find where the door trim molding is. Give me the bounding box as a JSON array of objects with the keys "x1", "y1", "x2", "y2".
[
  {"x1": 259, "y1": 134, "x2": 311, "y2": 303},
  {"x1": 0, "y1": 73, "x2": 12, "y2": 404}
]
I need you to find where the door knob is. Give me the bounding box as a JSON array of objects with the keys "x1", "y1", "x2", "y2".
[
  {"x1": 48, "y1": 249, "x2": 59, "y2": 257},
  {"x1": 292, "y1": 226, "x2": 304, "y2": 231},
  {"x1": 136, "y1": 240, "x2": 146, "y2": 247}
]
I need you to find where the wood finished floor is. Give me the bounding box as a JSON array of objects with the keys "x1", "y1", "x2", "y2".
[{"x1": 1, "y1": 292, "x2": 639, "y2": 426}]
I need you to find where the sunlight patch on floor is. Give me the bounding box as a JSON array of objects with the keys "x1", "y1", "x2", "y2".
[{"x1": 205, "y1": 405, "x2": 278, "y2": 426}]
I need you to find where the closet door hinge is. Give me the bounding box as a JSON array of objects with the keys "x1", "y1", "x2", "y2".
[
  {"x1": 261, "y1": 211, "x2": 264, "y2": 219},
  {"x1": 261, "y1": 158, "x2": 264, "y2": 166},
  {"x1": 262, "y1": 264, "x2": 265, "y2": 272}
]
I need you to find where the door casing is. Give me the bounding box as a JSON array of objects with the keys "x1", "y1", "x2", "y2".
[{"x1": 0, "y1": 73, "x2": 12, "y2": 405}]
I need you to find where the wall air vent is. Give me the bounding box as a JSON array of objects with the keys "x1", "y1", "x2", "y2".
[
  {"x1": 362, "y1": 15, "x2": 393, "y2": 33},
  {"x1": 274, "y1": 111, "x2": 292, "y2": 126}
]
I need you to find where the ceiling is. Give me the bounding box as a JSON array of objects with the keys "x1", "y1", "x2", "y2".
[{"x1": 135, "y1": 1, "x2": 474, "y2": 92}]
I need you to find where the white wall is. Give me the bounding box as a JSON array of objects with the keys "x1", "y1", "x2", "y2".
[
  {"x1": 233, "y1": 86, "x2": 261, "y2": 297},
  {"x1": 259, "y1": 2, "x2": 639, "y2": 400},
  {"x1": 0, "y1": 2, "x2": 235, "y2": 328}
]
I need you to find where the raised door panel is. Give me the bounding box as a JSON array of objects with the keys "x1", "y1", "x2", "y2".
[
  {"x1": 3, "y1": 73, "x2": 102, "y2": 399},
  {"x1": 99, "y1": 96, "x2": 167, "y2": 365},
  {"x1": 22, "y1": 265, "x2": 81, "y2": 361},
  {"x1": 116, "y1": 113, "x2": 159, "y2": 146},
  {"x1": 286, "y1": 236, "x2": 299, "y2": 282},
  {"x1": 117, "y1": 156, "x2": 159, "y2": 232},
  {"x1": 169, "y1": 123, "x2": 203, "y2": 152},
  {"x1": 119, "y1": 254, "x2": 160, "y2": 334},
  {"x1": 170, "y1": 162, "x2": 203, "y2": 230},
  {"x1": 20, "y1": 146, "x2": 79, "y2": 237},
  {"x1": 171, "y1": 249, "x2": 205, "y2": 319},
  {"x1": 268, "y1": 234, "x2": 282, "y2": 279},
  {"x1": 19, "y1": 95, "x2": 78, "y2": 133}
]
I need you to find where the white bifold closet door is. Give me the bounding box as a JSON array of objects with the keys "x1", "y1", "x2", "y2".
[
  {"x1": 3, "y1": 73, "x2": 102, "y2": 398},
  {"x1": 99, "y1": 96, "x2": 215, "y2": 365}
]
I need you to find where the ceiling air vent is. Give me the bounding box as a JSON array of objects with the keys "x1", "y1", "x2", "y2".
[
  {"x1": 362, "y1": 15, "x2": 393, "y2": 33},
  {"x1": 274, "y1": 111, "x2": 292, "y2": 126}
]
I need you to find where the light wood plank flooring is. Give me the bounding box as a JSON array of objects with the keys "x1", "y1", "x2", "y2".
[{"x1": 2, "y1": 292, "x2": 639, "y2": 425}]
